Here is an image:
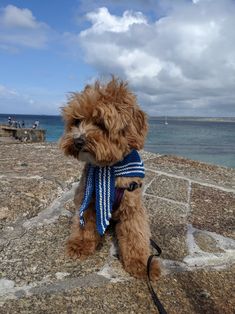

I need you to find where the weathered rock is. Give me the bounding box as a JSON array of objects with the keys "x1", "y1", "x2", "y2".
[
  {"x1": 193, "y1": 231, "x2": 224, "y2": 253},
  {"x1": 0, "y1": 124, "x2": 45, "y2": 143},
  {"x1": 0, "y1": 143, "x2": 234, "y2": 313},
  {"x1": 145, "y1": 172, "x2": 189, "y2": 203},
  {"x1": 144, "y1": 155, "x2": 235, "y2": 189},
  {"x1": 190, "y1": 183, "x2": 235, "y2": 238}
]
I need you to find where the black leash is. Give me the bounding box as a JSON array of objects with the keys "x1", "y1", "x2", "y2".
[
  {"x1": 113, "y1": 184, "x2": 167, "y2": 313},
  {"x1": 147, "y1": 239, "x2": 167, "y2": 314}
]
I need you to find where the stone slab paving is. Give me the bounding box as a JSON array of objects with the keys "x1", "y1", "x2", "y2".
[
  {"x1": 0, "y1": 143, "x2": 234, "y2": 313},
  {"x1": 190, "y1": 184, "x2": 235, "y2": 239}
]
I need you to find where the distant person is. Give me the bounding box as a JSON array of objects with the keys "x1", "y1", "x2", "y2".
[
  {"x1": 22, "y1": 120, "x2": 25, "y2": 128},
  {"x1": 18, "y1": 121, "x2": 21, "y2": 128},
  {"x1": 8, "y1": 116, "x2": 12, "y2": 126},
  {"x1": 13, "y1": 120, "x2": 17, "y2": 128},
  {"x1": 32, "y1": 120, "x2": 39, "y2": 129}
]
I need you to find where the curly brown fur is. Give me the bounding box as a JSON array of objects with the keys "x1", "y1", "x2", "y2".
[{"x1": 60, "y1": 77, "x2": 160, "y2": 281}]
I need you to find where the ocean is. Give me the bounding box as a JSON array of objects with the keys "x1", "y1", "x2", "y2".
[{"x1": 0, "y1": 114, "x2": 235, "y2": 169}]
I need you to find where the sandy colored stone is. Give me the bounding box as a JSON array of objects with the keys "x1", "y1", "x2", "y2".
[
  {"x1": 0, "y1": 143, "x2": 83, "y2": 182},
  {"x1": 144, "y1": 155, "x2": 235, "y2": 189},
  {"x1": 0, "y1": 143, "x2": 84, "y2": 228},
  {"x1": 0, "y1": 217, "x2": 112, "y2": 286},
  {"x1": 145, "y1": 195, "x2": 188, "y2": 260},
  {"x1": 1, "y1": 268, "x2": 234, "y2": 314},
  {"x1": 140, "y1": 150, "x2": 161, "y2": 161},
  {"x1": 193, "y1": 231, "x2": 224, "y2": 253},
  {"x1": 144, "y1": 169, "x2": 156, "y2": 185},
  {"x1": 0, "y1": 177, "x2": 62, "y2": 223},
  {"x1": 146, "y1": 173, "x2": 189, "y2": 203},
  {"x1": 0, "y1": 142, "x2": 235, "y2": 314},
  {"x1": 0, "y1": 207, "x2": 10, "y2": 220},
  {"x1": 190, "y1": 183, "x2": 235, "y2": 239}
]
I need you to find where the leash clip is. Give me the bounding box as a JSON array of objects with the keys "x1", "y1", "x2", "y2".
[{"x1": 127, "y1": 181, "x2": 142, "y2": 192}]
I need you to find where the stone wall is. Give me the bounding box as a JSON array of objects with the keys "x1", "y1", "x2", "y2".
[
  {"x1": 0, "y1": 125, "x2": 45, "y2": 143},
  {"x1": 0, "y1": 143, "x2": 234, "y2": 313}
]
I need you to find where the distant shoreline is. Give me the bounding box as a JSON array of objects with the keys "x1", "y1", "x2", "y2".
[
  {"x1": 149, "y1": 117, "x2": 235, "y2": 123},
  {"x1": 1, "y1": 113, "x2": 235, "y2": 123}
]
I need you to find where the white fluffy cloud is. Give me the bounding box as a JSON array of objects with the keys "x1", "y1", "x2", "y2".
[
  {"x1": 78, "y1": 1, "x2": 235, "y2": 116},
  {"x1": 1, "y1": 5, "x2": 39, "y2": 29},
  {"x1": 0, "y1": 5, "x2": 49, "y2": 50},
  {"x1": 81, "y1": 7, "x2": 147, "y2": 34}
]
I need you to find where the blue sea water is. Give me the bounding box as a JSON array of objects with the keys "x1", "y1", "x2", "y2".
[
  {"x1": 147, "y1": 118, "x2": 235, "y2": 169},
  {"x1": 0, "y1": 114, "x2": 235, "y2": 169}
]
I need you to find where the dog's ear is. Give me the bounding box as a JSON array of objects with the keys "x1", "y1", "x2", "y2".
[{"x1": 127, "y1": 108, "x2": 148, "y2": 150}]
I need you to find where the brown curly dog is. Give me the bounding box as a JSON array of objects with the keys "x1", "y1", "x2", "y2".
[{"x1": 60, "y1": 77, "x2": 160, "y2": 281}]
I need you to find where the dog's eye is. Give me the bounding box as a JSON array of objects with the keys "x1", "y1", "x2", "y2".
[
  {"x1": 74, "y1": 119, "x2": 81, "y2": 127},
  {"x1": 95, "y1": 121, "x2": 106, "y2": 131}
]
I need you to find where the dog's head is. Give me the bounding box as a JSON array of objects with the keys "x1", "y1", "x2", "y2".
[{"x1": 60, "y1": 77, "x2": 148, "y2": 166}]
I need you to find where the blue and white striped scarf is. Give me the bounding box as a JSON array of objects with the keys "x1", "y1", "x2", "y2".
[{"x1": 77, "y1": 150, "x2": 145, "y2": 235}]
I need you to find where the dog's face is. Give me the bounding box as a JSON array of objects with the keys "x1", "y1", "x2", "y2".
[{"x1": 60, "y1": 78, "x2": 148, "y2": 166}]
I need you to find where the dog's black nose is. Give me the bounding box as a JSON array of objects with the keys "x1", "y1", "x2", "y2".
[{"x1": 73, "y1": 136, "x2": 85, "y2": 149}]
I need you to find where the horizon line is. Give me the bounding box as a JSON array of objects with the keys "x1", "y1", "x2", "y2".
[{"x1": 0, "y1": 113, "x2": 235, "y2": 119}]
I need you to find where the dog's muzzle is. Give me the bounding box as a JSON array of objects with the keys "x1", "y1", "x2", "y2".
[{"x1": 73, "y1": 135, "x2": 86, "y2": 150}]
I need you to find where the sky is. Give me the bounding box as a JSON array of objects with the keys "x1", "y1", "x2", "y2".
[{"x1": 0, "y1": 0, "x2": 235, "y2": 117}]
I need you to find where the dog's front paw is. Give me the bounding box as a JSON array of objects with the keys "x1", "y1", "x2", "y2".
[
  {"x1": 66, "y1": 237, "x2": 96, "y2": 259},
  {"x1": 124, "y1": 258, "x2": 161, "y2": 281},
  {"x1": 148, "y1": 258, "x2": 161, "y2": 282}
]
